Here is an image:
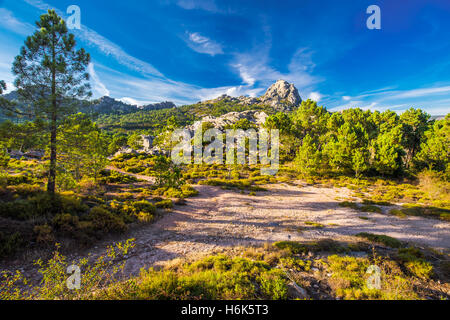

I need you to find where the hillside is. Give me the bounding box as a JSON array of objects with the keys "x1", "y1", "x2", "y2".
[{"x1": 95, "y1": 80, "x2": 301, "y2": 132}]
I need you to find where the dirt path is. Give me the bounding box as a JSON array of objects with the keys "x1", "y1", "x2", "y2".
[
  {"x1": 93, "y1": 180, "x2": 450, "y2": 277},
  {"x1": 106, "y1": 166, "x2": 156, "y2": 183}
]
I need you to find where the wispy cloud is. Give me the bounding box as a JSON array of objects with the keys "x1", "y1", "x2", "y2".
[
  {"x1": 186, "y1": 32, "x2": 223, "y2": 56},
  {"x1": 391, "y1": 86, "x2": 450, "y2": 99},
  {"x1": 117, "y1": 97, "x2": 142, "y2": 106},
  {"x1": 330, "y1": 83, "x2": 450, "y2": 115},
  {"x1": 308, "y1": 92, "x2": 322, "y2": 102},
  {"x1": 23, "y1": 0, "x2": 162, "y2": 77},
  {"x1": 0, "y1": 8, "x2": 35, "y2": 36},
  {"x1": 88, "y1": 63, "x2": 110, "y2": 97},
  {"x1": 176, "y1": 0, "x2": 218, "y2": 12},
  {"x1": 231, "y1": 47, "x2": 321, "y2": 94}
]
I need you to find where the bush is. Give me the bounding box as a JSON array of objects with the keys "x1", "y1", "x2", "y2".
[
  {"x1": 356, "y1": 233, "x2": 403, "y2": 248},
  {"x1": 6, "y1": 174, "x2": 32, "y2": 186},
  {"x1": 98, "y1": 254, "x2": 288, "y2": 300},
  {"x1": 0, "y1": 193, "x2": 87, "y2": 220},
  {"x1": 0, "y1": 232, "x2": 22, "y2": 258},
  {"x1": 339, "y1": 201, "x2": 359, "y2": 209},
  {"x1": 132, "y1": 200, "x2": 156, "y2": 222},
  {"x1": 34, "y1": 224, "x2": 54, "y2": 244},
  {"x1": 52, "y1": 213, "x2": 80, "y2": 236},
  {"x1": 180, "y1": 185, "x2": 198, "y2": 197},
  {"x1": 88, "y1": 206, "x2": 127, "y2": 234},
  {"x1": 397, "y1": 247, "x2": 434, "y2": 279},
  {"x1": 99, "y1": 170, "x2": 138, "y2": 184},
  {"x1": 155, "y1": 199, "x2": 173, "y2": 209},
  {"x1": 388, "y1": 209, "x2": 407, "y2": 218},
  {"x1": 327, "y1": 255, "x2": 417, "y2": 299},
  {"x1": 360, "y1": 204, "x2": 382, "y2": 213}
]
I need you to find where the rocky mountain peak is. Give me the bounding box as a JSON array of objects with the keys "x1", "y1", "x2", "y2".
[{"x1": 260, "y1": 79, "x2": 302, "y2": 111}]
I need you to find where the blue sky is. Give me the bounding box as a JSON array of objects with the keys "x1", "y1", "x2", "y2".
[{"x1": 0, "y1": 0, "x2": 450, "y2": 114}]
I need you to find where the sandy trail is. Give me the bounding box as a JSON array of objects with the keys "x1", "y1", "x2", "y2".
[{"x1": 100, "y1": 181, "x2": 450, "y2": 276}]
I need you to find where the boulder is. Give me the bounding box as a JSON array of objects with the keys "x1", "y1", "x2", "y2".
[
  {"x1": 141, "y1": 135, "x2": 154, "y2": 151},
  {"x1": 185, "y1": 110, "x2": 268, "y2": 133},
  {"x1": 114, "y1": 147, "x2": 139, "y2": 158},
  {"x1": 260, "y1": 80, "x2": 302, "y2": 111}
]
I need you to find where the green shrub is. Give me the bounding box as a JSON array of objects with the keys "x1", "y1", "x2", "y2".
[
  {"x1": 362, "y1": 199, "x2": 393, "y2": 206},
  {"x1": 52, "y1": 213, "x2": 80, "y2": 236},
  {"x1": 6, "y1": 174, "x2": 32, "y2": 186},
  {"x1": 180, "y1": 185, "x2": 198, "y2": 197},
  {"x1": 132, "y1": 200, "x2": 156, "y2": 222},
  {"x1": 360, "y1": 205, "x2": 382, "y2": 213},
  {"x1": 99, "y1": 170, "x2": 138, "y2": 184},
  {"x1": 99, "y1": 254, "x2": 288, "y2": 300},
  {"x1": 339, "y1": 201, "x2": 359, "y2": 209},
  {"x1": 397, "y1": 247, "x2": 433, "y2": 279},
  {"x1": 327, "y1": 255, "x2": 417, "y2": 299},
  {"x1": 304, "y1": 221, "x2": 325, "y2": 228},
  {"x1": 0, "y1": 193, "x2": 87, "y2": 220},
  {"x1": 155, "y1": 199, "x2": 173, "y2": 209},
  {"x1": 388, "y1": 209, "x2": 407, "y2": 218},
  {"x1": 88, "y1": 206, "x2": 127, "y2": 234},
  {"x1": 273, "y1": 241, "x2": 308, "y2": 254},
  {"x1": 0, "y1": 232, "x2": 23, "y2": 258},
  {"x1": 34, "y1": 224, "x2": 54, "y2": 244},
  {"x1": 356, "y1": 233, "x2": 402, "y2": 248}
]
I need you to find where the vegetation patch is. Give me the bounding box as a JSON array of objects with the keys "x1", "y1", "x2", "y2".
[
  {"x1": 360, "y1": 204, "x2": 383, "y2": 213},
  {"x1": 339, "y1": 201, "x2": 359, "y2": 210},
  {"x1": 355, "y1": 233, "x2": 403, "y2": 248}
]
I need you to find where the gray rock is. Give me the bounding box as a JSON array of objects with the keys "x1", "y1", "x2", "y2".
[
  {"x1": 260, "y1": 80, "x2": 302, "y2": 111},
  {"x1": 287, "y1": 281, "x2": 310, "y2": 299},
  {"x1": 185, "y1": 110, "x2": 268, "y2": 133},
  {"x1": 114, "y1": 147, "x2": 139, "y2": 157},
  {"x1": 141, "y1": 135, "x2": 154, "y2": 151}
]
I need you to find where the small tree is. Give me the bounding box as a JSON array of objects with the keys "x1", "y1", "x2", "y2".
[
  {"x1": 154, "y1": 156, "x2": 184, "y2": 189},
  {"x1": 295, "y1": 134, "x2": 321, "y2": 176},
  {"x1": 127, "y1": 133, "x2": 143, "y2": 150},
  {"x1": 416, "y1": 115, "x2": 449, "y2": 173},
  {"x1": 58, "y1": 113, "x2": 109, "y2": 185},
  {"x1": 12, "y1": 10, "x2": 91, "y2": 194},
  {"x1": 371, "y1": 125, "x2": 404, "y2": 176},
  {"x1": 400, "y1": 108, "x2": 430, "y2": 168},
  {"x1": 0, "y1": 143, "x2": 9, "y2": 169},
  {"x1": 352, "y1": 148, "x2": 369, "y2": 178}
]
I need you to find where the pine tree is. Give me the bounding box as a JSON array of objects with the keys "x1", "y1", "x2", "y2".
[
  {"x1": 295, "y1": 134, "x2": 321, "y2": 176},
  {"x1": 58, "y1": 113, "x2": 109, "y2": 184},
  {"x1": 400, "y1": 108, "x2": 430, "y2": 168},
  {"x1": 12, "y1": 10, "x2": 91, "y2": 194},
  {"x1": 416, "y1": 115, "x2": 449, "y2": 173}
]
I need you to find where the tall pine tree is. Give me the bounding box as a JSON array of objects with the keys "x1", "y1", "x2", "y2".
[{"x1": 12, "y1": 10, "x2": 91, "y2": 194}]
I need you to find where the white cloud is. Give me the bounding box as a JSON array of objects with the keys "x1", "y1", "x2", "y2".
[
  {"x1": 87, "y1": 63, "x2": 110, "y2": 97},
  {"x1": 308, "y1": 92, "x2": 322, "y2": 102},
  {"x1": 196, "y1": 85, "x2": 265, "y2": 101},
  {"x1": 176, "y1": 0, "x2": 218, "y2": 12},
  {"x1": 231, "y1": 47, "x2": 321, "y2": 94},
  {"x1": 0, "y1": 8, "x2": 35, "y2": 36},
  {"x1": 391, "y1": 86, "x2": 450, "y2": 99},
  {"x1": 24, "y1": 0, "x2": 162, "y2": 77},
  {"x1": 187, "y1": 32, "x2": 223, "y2": 56},
  {"x1": 117, "y1": 97, "x2": 143, "y2": 106}
]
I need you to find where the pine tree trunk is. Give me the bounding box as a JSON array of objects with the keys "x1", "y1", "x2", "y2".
[
  {"x1": 47, "y1": 29, "x2": 57, "y2": 195},
  {"x1": 47, "y1": 115, "x2": 57, "y2": 194}
]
